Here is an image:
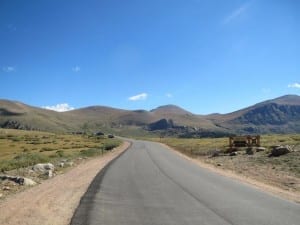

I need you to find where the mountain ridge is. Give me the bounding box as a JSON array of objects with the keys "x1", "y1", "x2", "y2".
[{"x1": 1, "y1": 95, "x2": 300, "y2": 136}]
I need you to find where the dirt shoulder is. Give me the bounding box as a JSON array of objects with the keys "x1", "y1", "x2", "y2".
[
  {"x1": 161, "y1": 143, "x2": 300, "y2": 203},
  {"x1": 0, "y1": 141, "x2": 130, "y2": 225}
]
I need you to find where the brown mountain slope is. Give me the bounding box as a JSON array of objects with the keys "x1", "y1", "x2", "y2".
[
  {"x1": 150, "y1": 105, "x2": 218, "y2": 129},
  {"x1": 0, "y1": 100, "x2": 76, "y2": 132},
  {"x1": 207, "y1": 95, "x2": 300, "y2": 133},
  {"x1": 1, "y1": 95, "x2": 300, "y2": 135}
]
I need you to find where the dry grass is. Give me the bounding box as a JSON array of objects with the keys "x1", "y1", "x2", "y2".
[
  {"x1": 0, "y1": 128, "x2": 121, "y2": 172},
  {"x1": 151, "y1": 134, "x2": 300, "y2": 193}
]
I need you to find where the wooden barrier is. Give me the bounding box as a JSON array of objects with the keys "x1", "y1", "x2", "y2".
[{"x1": 229, "y1": 135, "x2": 260, "y2": 148}]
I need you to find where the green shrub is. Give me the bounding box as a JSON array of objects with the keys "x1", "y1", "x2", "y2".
[
  {"x1": 0, "y1": 153, "x2": 50, "y2": 172},
  {"x1": 102, "y1": 139, "x2": 121, "y2": 151},
  {"x1": 103, "y1": 143, "x2": 118, "y2": 150},
  {"x1": 80, "y1": 148, "x2": 103, "y2": 157},
  {"x1": 56, "y1": 150, "x2": 65, "y2": 157}
]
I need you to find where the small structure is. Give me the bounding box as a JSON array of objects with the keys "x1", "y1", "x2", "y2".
[{"x1": 229, "y1": 135, "x2": 260, "y2": 148}]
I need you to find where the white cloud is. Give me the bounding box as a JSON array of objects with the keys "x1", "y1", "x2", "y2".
[
  {"x1": 2, "y1": 66, "x2": 15, "y2": 72},
  {"x1": 43, "y1": 103, "x2": 75, "y2": 112},
  {"x1": 222, "y1": 2, "x2": 251, "y2": 24},
  {"x1": 166, "y1": 93, "x2": 173, "y2": 98},
  {"x1": 128, "y1": 93, "x2": 148, "y2": 101},
  {"x1": 288, "y1": 83, "x2": 300, "y2": 89},
  {"x1": 72, "y1": 66, "x2": 80, "y2": 72}
]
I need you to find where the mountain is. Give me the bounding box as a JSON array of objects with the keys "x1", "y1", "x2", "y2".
[
  {"x1": 207, "y1": 95, "x2": 300, "y2": 134},
  {"x1": 0, "y1": 100, "x2": 76, "y2": 132},
  {"x1": 1, "y1": 95, "x2": 300, "y2": 136}
]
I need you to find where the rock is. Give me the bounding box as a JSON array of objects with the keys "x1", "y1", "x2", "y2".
[
  {"x1": 246, "y1": 148, "x2": 254, "y2": 155},
  {"x1": 271, "y1": 145, "x2": 281, "y2": 149},
  {"x1": 0, "y1": 193, "x2": 3, "y2": 198},
  {"x1": 15, "y1": 177, "x2": 25, "y2": 185},
  {"x1": 270, "y1": 146, "x2": 291, "y2": 157},
  {"x1": 217, "y1": 163, "x2": 222, "y2": 166},
  {"x1": 211, "y1": 150, "x2": 220, "y2": 157},
  {"x1": 0, "y1": 175, "x2": 23, "y2": 185},
  {"x1": 3, "y1": 186, "x2": 10, "y2": 191},
  {"x1": 66, "y1": 161, "x2": 74, "y2": 167},
  {"x1": 46, "y1": 170, "x2": 53, "y2": 178},
  {"x1": 229, "y1": 152, "x2": 237, "y2": 156},
  {"x1": 59, "y1": 162, "x2": 65, "y2": 168},
  {"x1": 0, "y1": 175, "x2": 36, "y2": 186},
  {"x1": 256, "y1": 147, "x2": 266, "y2": 152},
  {"x1": 33, "y1": 163, "x2": 55, "y2": 173},
  {"x1": 23, "y1": 178, "x2": 36, "y2": 186}
]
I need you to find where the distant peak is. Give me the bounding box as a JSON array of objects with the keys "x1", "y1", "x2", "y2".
[
  {"x1": 150, "y1": 104, "x2": 193, "y2": 115},
  {"x1": 262, "y1": 95, "x2": 300, "y2": 106}
]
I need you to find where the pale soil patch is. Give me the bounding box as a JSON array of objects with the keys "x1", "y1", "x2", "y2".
[
  {"x1": 0, "y1": 142, "x2": 130, "y2": 225},
  {"x1": 162, "y1": 143, "x2": 300, "y2": 203}
]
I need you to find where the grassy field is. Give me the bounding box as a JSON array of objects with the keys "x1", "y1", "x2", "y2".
[
  {"x1": 151, "y1": 134, "x2": 300, "y2": 193},
  {"x1": 0, "y1": 128, "x2": 121, "y2": 172}
]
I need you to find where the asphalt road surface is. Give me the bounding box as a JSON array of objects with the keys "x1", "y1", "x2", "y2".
[{"x1": 71, "y1": 140, "x2": 300, "y2": 225}]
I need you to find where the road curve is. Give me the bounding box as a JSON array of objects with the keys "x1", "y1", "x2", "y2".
[{"x1": 71, "y1": 140, "x2": 300, "y2": 225}]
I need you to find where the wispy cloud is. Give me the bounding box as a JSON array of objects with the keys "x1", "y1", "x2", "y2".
[
  {"x1": 2, "y1": 66, "x2": 15, "y2": 72},
  {"x1": 72, "y1": 66, "x2": 80, "y2": 72},
  {"x1": 288, "y1": 83, "x2": 300, "y2": 89},
  {"x1": 128, "y1": 93, "x2": 148, "y2": 101},
  {"x1": 222, "y1": 2, "x2": 251, "y2": 25},
  {"x1": 43, "y1": 103, "x2": 75, "y2": 112}
]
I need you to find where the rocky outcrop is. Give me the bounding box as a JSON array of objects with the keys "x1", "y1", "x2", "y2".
[
  {"x1": 32, "y1": 163, "x2": 55, "y2": 178},
  {"x1": 1, "y1": 120, "x2": 33, "y2": 130},
  {"x1": 233, "y1": 104, "x2": 300, "y2": 126},
  {"x1": 147, "y1": 119, "x2": 174, "y2": 131},
  {"x1": 0, "y1": 175, "x2": 36, "y2": 186},
  {"x1": 32, "y1": 163, "x2": 55, "y2": 173},
  {"x1": 269, "y1": 146, "x2": 292, "y2": 157}
]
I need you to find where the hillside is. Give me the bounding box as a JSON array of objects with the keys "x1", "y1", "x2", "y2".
[
  {"x1": 0, "y1": 100, "x2": 76, "y2": 132},
  {"x1": 207, "y1": 95, "x2": 300, "y2": 134},
  {"x1": 1, "y1": 95, "x2": 300, "y2": 136}
]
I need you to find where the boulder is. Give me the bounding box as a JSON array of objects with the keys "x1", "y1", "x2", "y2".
[
  {"x1": 256, "y1": 147, "x2": 266, "y2": 152},
  {"x1": 246, "y1": 148, "x2": 254, "y2": 155},
  {"x1": 0, "y1": 175, "x2": 36, "y2": 186},
  {"x1": 23, "y1": 178, "x2": 36, "y2": 186},
  {"x1": 33, "y1": 163, "x2": 55, "y2": 173},
  {"x1": 3, "y1": 186, "x2": 10, "y2": 191},
  {"x1": 46, "y1": 170, "x2": 53, "y2": 178},
  {"x1": 270, "y1": 146, "x2": 291, "y2": 157},
  {"x1": 229, "y1": 152, "x2": 237, "y2": 156},
  {"x1": 211, "y1": 150, "x2": 220, "y2": 157},
  {"x1": 0, "y1": 193, "x2": 3, "y2": 198}
]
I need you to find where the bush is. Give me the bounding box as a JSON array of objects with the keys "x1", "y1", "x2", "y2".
[
  {"x1": 0, "y1": 153, "x2": 50, "y2": 172},
  {"x1": 56, "y1": 150, "x2": 65, "y2": 157},
  {"x1": 80, "y1": 148, "x2": 103, "y2": 157},
  {"x1": 103, "y1": 143, "x2": 118, "y2": 151}
]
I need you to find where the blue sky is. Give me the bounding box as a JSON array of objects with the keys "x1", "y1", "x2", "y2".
[{"x1": 0, "y1": 0, "x2": 299, "y2": 114}]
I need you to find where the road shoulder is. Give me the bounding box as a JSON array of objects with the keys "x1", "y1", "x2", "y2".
[
  {"x1": 0, "y1": 141, "x2": 130, "y2": 225},
  {"x1": 161, "y1": 143, "x2": 300, "y2": 203}
]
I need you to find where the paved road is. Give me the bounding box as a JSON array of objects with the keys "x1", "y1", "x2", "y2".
[{"x1": 71, "y1": 140, "x2": 300, "y2": 225}]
